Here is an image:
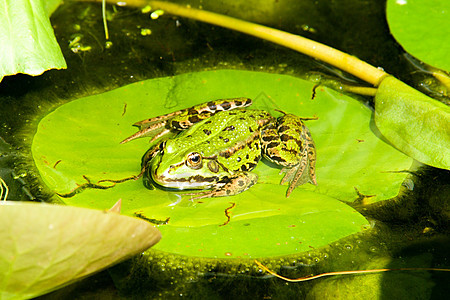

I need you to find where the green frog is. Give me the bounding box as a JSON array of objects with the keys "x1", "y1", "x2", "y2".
[{"x1": 121, "y1": 98, "x2": 317, "y2": 199}]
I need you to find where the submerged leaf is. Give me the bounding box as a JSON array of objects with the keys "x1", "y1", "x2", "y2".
[
  {"x1": 0, "y1": 201, "x2": 161, "y2": 300},
  {"x1": 0, "y1": 0, "x2": 66, "y2": 82},
  {"x1": 375, "y1": 76, "x2": 450, "y2": 170},
  {"x1": 32, "y1": 70, "x2": 413, "y2": 258}
]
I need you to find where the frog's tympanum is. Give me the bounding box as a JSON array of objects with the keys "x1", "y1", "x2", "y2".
[{"x1": 121, "y1": 98, "x2": 317, "y2": 199}]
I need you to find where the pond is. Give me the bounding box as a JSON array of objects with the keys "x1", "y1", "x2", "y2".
[{"x1": 0, "y1": 0, "x2": 448, "y2": 299}]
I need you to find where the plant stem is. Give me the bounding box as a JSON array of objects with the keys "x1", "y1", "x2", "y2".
[
  {"x1": 85, "y1": 0, "x2": 388, "y2": 86},
  {"x1": 147, "y1": 1, "x2": 388, "y2": 86}
]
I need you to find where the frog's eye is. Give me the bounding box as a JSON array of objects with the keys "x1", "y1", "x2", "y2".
[{"x1": 186, "y1": 152, "x2": 203, "y2": 169}]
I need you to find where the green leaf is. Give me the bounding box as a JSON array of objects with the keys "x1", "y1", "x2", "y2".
[
  {"x1": 386, "y1": 0, "x2": 450, "y2": 71},
  {"x1": 0, "y1": 0, "x2": 66, "y2": 83},
  {"x1": 32, "y1": 70, "x2": 413, "y2": 258},
  {"x1": 0, "y1": 201, "x2": 161, "y2": 300},
  {"x1": 375, "y1": 76, "x2": 450, "y2": 170}
]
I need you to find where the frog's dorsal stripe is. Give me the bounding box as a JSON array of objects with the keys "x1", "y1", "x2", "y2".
[{"x1": 218, "y1": 130, "x2": 260, "y2": 159}]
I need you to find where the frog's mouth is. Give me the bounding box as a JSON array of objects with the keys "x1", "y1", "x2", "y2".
[
  {"x1": 151, "y1": 171, "x2": 219, "y2": 190},
  {"x1": 148, "y1": 158, "x2": 218, "y2": 190}
]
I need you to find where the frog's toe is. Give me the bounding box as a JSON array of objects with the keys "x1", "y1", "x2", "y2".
[
  {"x1": 185, "y1": 187, "x2": 242, "y2": 200},
  {"x1": 280, "y1": 166, "x2": 297, "y2": 185},
  {"x1": 143, "y1": 176, "x2": 156, "y2": 190},
  {"x1": 281, "y1": 159, "x2": 316, "y2": 197},
  {"x1": 184, "y1": 185, "x2": 243, "y2": 200},
  {"x1": 186, "y1": 172, "x2": 258, "y2": 199},
  {"x1": 185, "y1": 190, "x2": 216, "y2": 200}
]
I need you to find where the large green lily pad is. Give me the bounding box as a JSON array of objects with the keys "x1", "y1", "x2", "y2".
[{"x1": 32, "y1": 70, "x2": 413, "y2": 258}]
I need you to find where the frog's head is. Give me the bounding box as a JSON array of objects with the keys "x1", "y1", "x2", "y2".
[{"x1": 149, "y1": 139, "x2": 224, "y2": 190}]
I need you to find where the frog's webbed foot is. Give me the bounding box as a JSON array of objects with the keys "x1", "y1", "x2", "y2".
[
  {"x1": 185, "y1": 172, "x2": 258, "y2": 200},
  {"x1": 280, "y1": 150, "x2": 317, "y2": 197},
  {"x1": 120, "y1": 124, "x2": 171, "y2": 144},
  {"x1": 120, "y1": 106, "x2": 188, "y2": 144}
]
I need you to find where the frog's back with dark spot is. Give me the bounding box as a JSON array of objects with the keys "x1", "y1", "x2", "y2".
[{"x1": 166, "y1": 109, "x2": 272, "y2": 172}]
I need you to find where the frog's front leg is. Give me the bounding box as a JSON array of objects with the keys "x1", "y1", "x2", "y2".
[
  {"x1": 185, "y1": 172, "x2": 258, "y2": 200},
  {"x1": 261, "y1": 114, "x2": 317, "y2": 197},
  {"x1": 140, "y1": 140, "x2": 166, "y2": 189}
]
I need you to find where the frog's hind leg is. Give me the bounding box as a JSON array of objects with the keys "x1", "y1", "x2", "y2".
[
  {"x1": 169, "y1": 97, "x2": 253, "y2": 130},
  {"x1": 120, "y1": 125, "x2": 171, "y2": 144},
  {"x1": 304, "y1": 127, "x2": 317, "y2": 185},
  {"x1": 261, "y1": 114, "x2": 317, "y2": 197},
  {"x1": 282, "y1": 123, "x2": 318, "y2": 189},
  {"x1": 122, "y1": 98, "x2": 253, "y2": 143}
]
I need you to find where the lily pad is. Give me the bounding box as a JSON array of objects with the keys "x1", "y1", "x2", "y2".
[
  {"x1": 32, "y1": 70, "x2": 413, "y2": 258},
  {"x1": 386, "y1": 0, "x2": 450, "y2": 71},
  {"x1": 0, "y1": 201, "x2": 161, "y2": 300}
]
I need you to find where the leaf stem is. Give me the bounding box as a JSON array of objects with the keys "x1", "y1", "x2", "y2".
[
  {"x1": 147, "y1": 1, "x2": 388, "y2": 86},
  {"x1": 84, "y1": 0, "x2": 388, "y2": 85}
]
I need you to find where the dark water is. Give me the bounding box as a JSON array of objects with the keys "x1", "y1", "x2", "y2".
[{"x1": 0, "y1": 0, "x2": 448, "y2": 299}]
